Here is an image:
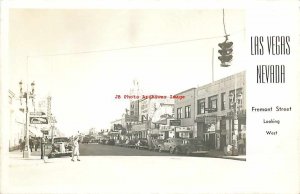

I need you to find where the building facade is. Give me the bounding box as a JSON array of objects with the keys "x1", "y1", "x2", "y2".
[
  {"x1": 194, "y1": 71, "x2": 246, "y2": 150},
  {"x1": 173, "y1": 88, "x2": 196, "y2": 139}
]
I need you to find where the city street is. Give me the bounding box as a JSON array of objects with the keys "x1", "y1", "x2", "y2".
[
  {"x1": 7, "y1": 149, "x2": 247, "y2": 194},
  {"x1": 80, "y1": 143, "x2": 175, "y2": 156}
]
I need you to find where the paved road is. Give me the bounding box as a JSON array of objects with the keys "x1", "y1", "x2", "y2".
[{"x1": 79, "y1": 143, "x2": 173, "y2": 156}]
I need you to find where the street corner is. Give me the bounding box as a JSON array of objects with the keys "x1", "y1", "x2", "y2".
[{"x1": 8, "y1": 152, "x2": 70, "y2": 167}]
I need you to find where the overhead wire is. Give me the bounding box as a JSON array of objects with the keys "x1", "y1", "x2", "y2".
[{"x1": 28, "y1": 28, "x2": 245, "y2": 58}]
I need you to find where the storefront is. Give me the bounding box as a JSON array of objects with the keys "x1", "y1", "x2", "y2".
[
  {"x1": 198, "y1": 116, "x2": 217, "y2": 149},
  {"x1": 175, "y1": 126, "x2": 194, "y2": 138},
  {"x1": 159, "y1": 125, "x2": 175, "y2": 139},
  {"x1": 132, "y1": 123, "x2": 148, "y2": 139}
]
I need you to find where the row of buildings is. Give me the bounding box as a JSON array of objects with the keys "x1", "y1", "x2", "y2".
[
  {"x1": 110, "y1": 71, "x2": 246, "y2": 150},
  {"x1": 8, "y1": 90, "x2": 59, "y2": 150}
]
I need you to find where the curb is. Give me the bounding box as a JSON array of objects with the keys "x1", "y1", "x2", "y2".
[{"x1": 206, "y1": 155, "x2": 246, "y2": 161}]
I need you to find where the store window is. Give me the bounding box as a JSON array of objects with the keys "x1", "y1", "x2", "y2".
[
  {"x1": 197, "y1": 98, "x2": 205, "y2": 114},
  {"x1": 185, "y1": 105, "x2": 191, "y2": 118},
  {"x1": 177, "y1": 108, "x2": 182, "y2": 119},
  {"x1": 208, "y1": 95, "x2": 218, "y2": 112}
]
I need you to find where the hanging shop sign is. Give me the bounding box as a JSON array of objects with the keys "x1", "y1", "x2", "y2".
[{"x1": 170, "y1": 120, "x2": 181, "y2": 126}]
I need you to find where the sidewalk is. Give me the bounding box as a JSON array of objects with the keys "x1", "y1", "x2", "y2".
[
  {"x1": 206, "y1": 149, "x2": 246, "y2": 161},
  {"x1": 9, "y1": 147, "x2": 53, "y2": 167}
]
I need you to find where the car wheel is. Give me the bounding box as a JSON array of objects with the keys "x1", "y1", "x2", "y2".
[{"x1": 158, "y1": 147, "x2": 162, "y2": 152}]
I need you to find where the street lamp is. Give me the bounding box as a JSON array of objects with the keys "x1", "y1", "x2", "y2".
[{"x1": 19, "y1": 80, "x2": 35, "y2": 158}]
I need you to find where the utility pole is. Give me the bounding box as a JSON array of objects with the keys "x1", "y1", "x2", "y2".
[
  {"x1": 19, "y1": 80, "x2": 35, "y2": 158},
  {"x1": 47, "y1": 96, "x2": 53, "y2": 143},
  {"x1": 212, "y1": 48, "x2": 214, "y2": 82}
]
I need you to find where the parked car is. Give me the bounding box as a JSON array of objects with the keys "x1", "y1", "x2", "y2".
[
  {"x1": 48, "y1": 137, "x2": 73, "y2": 158},
  {"x1": 124, "y1": 139, "x2": 137, "y2": 148},
  {"x1": 82, "y1": 137, "x2": 90, "y2": 144},
  {"x1": 115, "y1": 139, "x2": 126, "y2": 147},
  {"x1": 158, "y1": 138, "x2": 184, "y2": 153},
  {"x1": 175, "y1": 138, "x2": 209, "y2": 155},
  {"x1": 89, "y1": 139, "x2": 99, "y2": 144},
  {"x1": 149, "y1": 139, "x2": 165, "y2": 151},
  {"x1": 105, "y1": 138, "x2": 115, "y2": 145},
  {"x1": 99, "y1": 137, "x2": 109, "y2": 144},
  {"x1": 135, "y1": 139, "x2": 148, "y2": 149}
]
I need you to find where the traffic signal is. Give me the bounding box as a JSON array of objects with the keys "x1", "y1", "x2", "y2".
[{"x1": 218, "y1": 40, "x2": 233, "y2": 67}]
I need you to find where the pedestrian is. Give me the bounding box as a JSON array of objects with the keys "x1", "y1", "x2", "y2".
[
  {"x1": 33, "y1": 138, "x2": 38, "y2": 151},
  {"x1": 71, "y1": 136, "x2": 80, "y2": 162},
  {"x1": 238, "y1": 138, "x2": 245, "y2": 155},
  {"x1": 19, "y1": 138, "x2": 23, "y2": 152},
  {"x1": 29, "y1": 137, "x2": 34, "y2": 152},
  {"x1": 41, "y1": 136, "x2": 45, "y2": 159},
  {"x1": 21, "y1": 137, "x2": 26, "y2": 152}
]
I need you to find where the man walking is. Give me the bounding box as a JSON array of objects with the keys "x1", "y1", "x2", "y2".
[
  {"x1": 71, "y1": 136, "x2": 80, "y2": 162},
  {"x1": 29, "y1": 137, "x2": 34, "y2": 152}
]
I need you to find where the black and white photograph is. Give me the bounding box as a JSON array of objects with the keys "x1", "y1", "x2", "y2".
[{"x1": 0, "y1": 1, "x2": 299, "y2": 194}]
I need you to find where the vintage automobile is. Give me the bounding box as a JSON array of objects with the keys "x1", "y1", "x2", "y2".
[
  {"x1": 105, "y1": 138, "x2": 115, "y2": 145},
  {"x1": 149, "y1": 139, "x2": 165, "y2": 151},
  {"x1": 158, "y1": 138, "x2": 184, "y2": 153},
  {"x1": 124, "y1": 139, "x2": 137, "y2": 148},
  {"x1": 99, "y1": 136, "x2": 109, "y2": 144},
  {"x1": 48, "y1": 137, "x2": 73, "y2": 158},
  {"x1": 135, "y1": 139, "x2": 148, "y2": 150},
  {"x1": 115, "y1": 139, "x2": 127, "y2": 147},
  {"x1": 174, "y1": 138, "x2": 209, "y2": 155}
]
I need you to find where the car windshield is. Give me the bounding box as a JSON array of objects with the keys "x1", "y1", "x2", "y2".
[{"x1": 53, "y1": 138, "x2": 69, "y2": 143}]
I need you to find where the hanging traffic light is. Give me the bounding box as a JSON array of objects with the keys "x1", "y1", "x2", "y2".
[{"x1": 218, "y1": 40, "x2": 233, "y2": 67}]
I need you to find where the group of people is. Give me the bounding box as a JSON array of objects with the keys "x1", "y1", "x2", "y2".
[
  {"x1": 19, "y1": 135, "x2": 81, "y2": 162},
  {"x1": 19, "y1": 137, "x2": 40, "y2": 152}
]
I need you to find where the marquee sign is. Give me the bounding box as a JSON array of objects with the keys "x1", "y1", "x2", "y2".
[{"x1": 29, "y1": 117, "x2": 48, "y2": 124}]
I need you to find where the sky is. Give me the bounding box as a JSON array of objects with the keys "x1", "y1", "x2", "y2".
[{"x1": 9, "y1": 9, "x2": 246, "y2": 136}]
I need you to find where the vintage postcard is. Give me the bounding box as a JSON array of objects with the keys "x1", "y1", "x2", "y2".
[{"x1": 0, "y1": 0, "x2": 299, "y2": 194}]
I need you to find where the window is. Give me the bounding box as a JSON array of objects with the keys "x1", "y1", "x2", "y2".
[
  {"x1": 177, "y1": 108, "x2": 182, "y2": 119},
  {"x1": 236, "y1": 88, "x2": 243, "y2": 110},
  {"x1": 229, "y1": 90, "x2": 235, "y2": 110},
  {"x1": 221, "y1": 92, "x2": 226, "y2": 110},
  {"x1": 197, "y1": 98, "x2": 205, "y2": 114},
  {"x1": 208, "y1": 95, "x2": 218, "y2": 112},
  {"x1": 185, "y1": 105, "x2": 191, "y2": 118},
  {"x1": 229, "y1": 88, "x2": 243, "y2": 110}
]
